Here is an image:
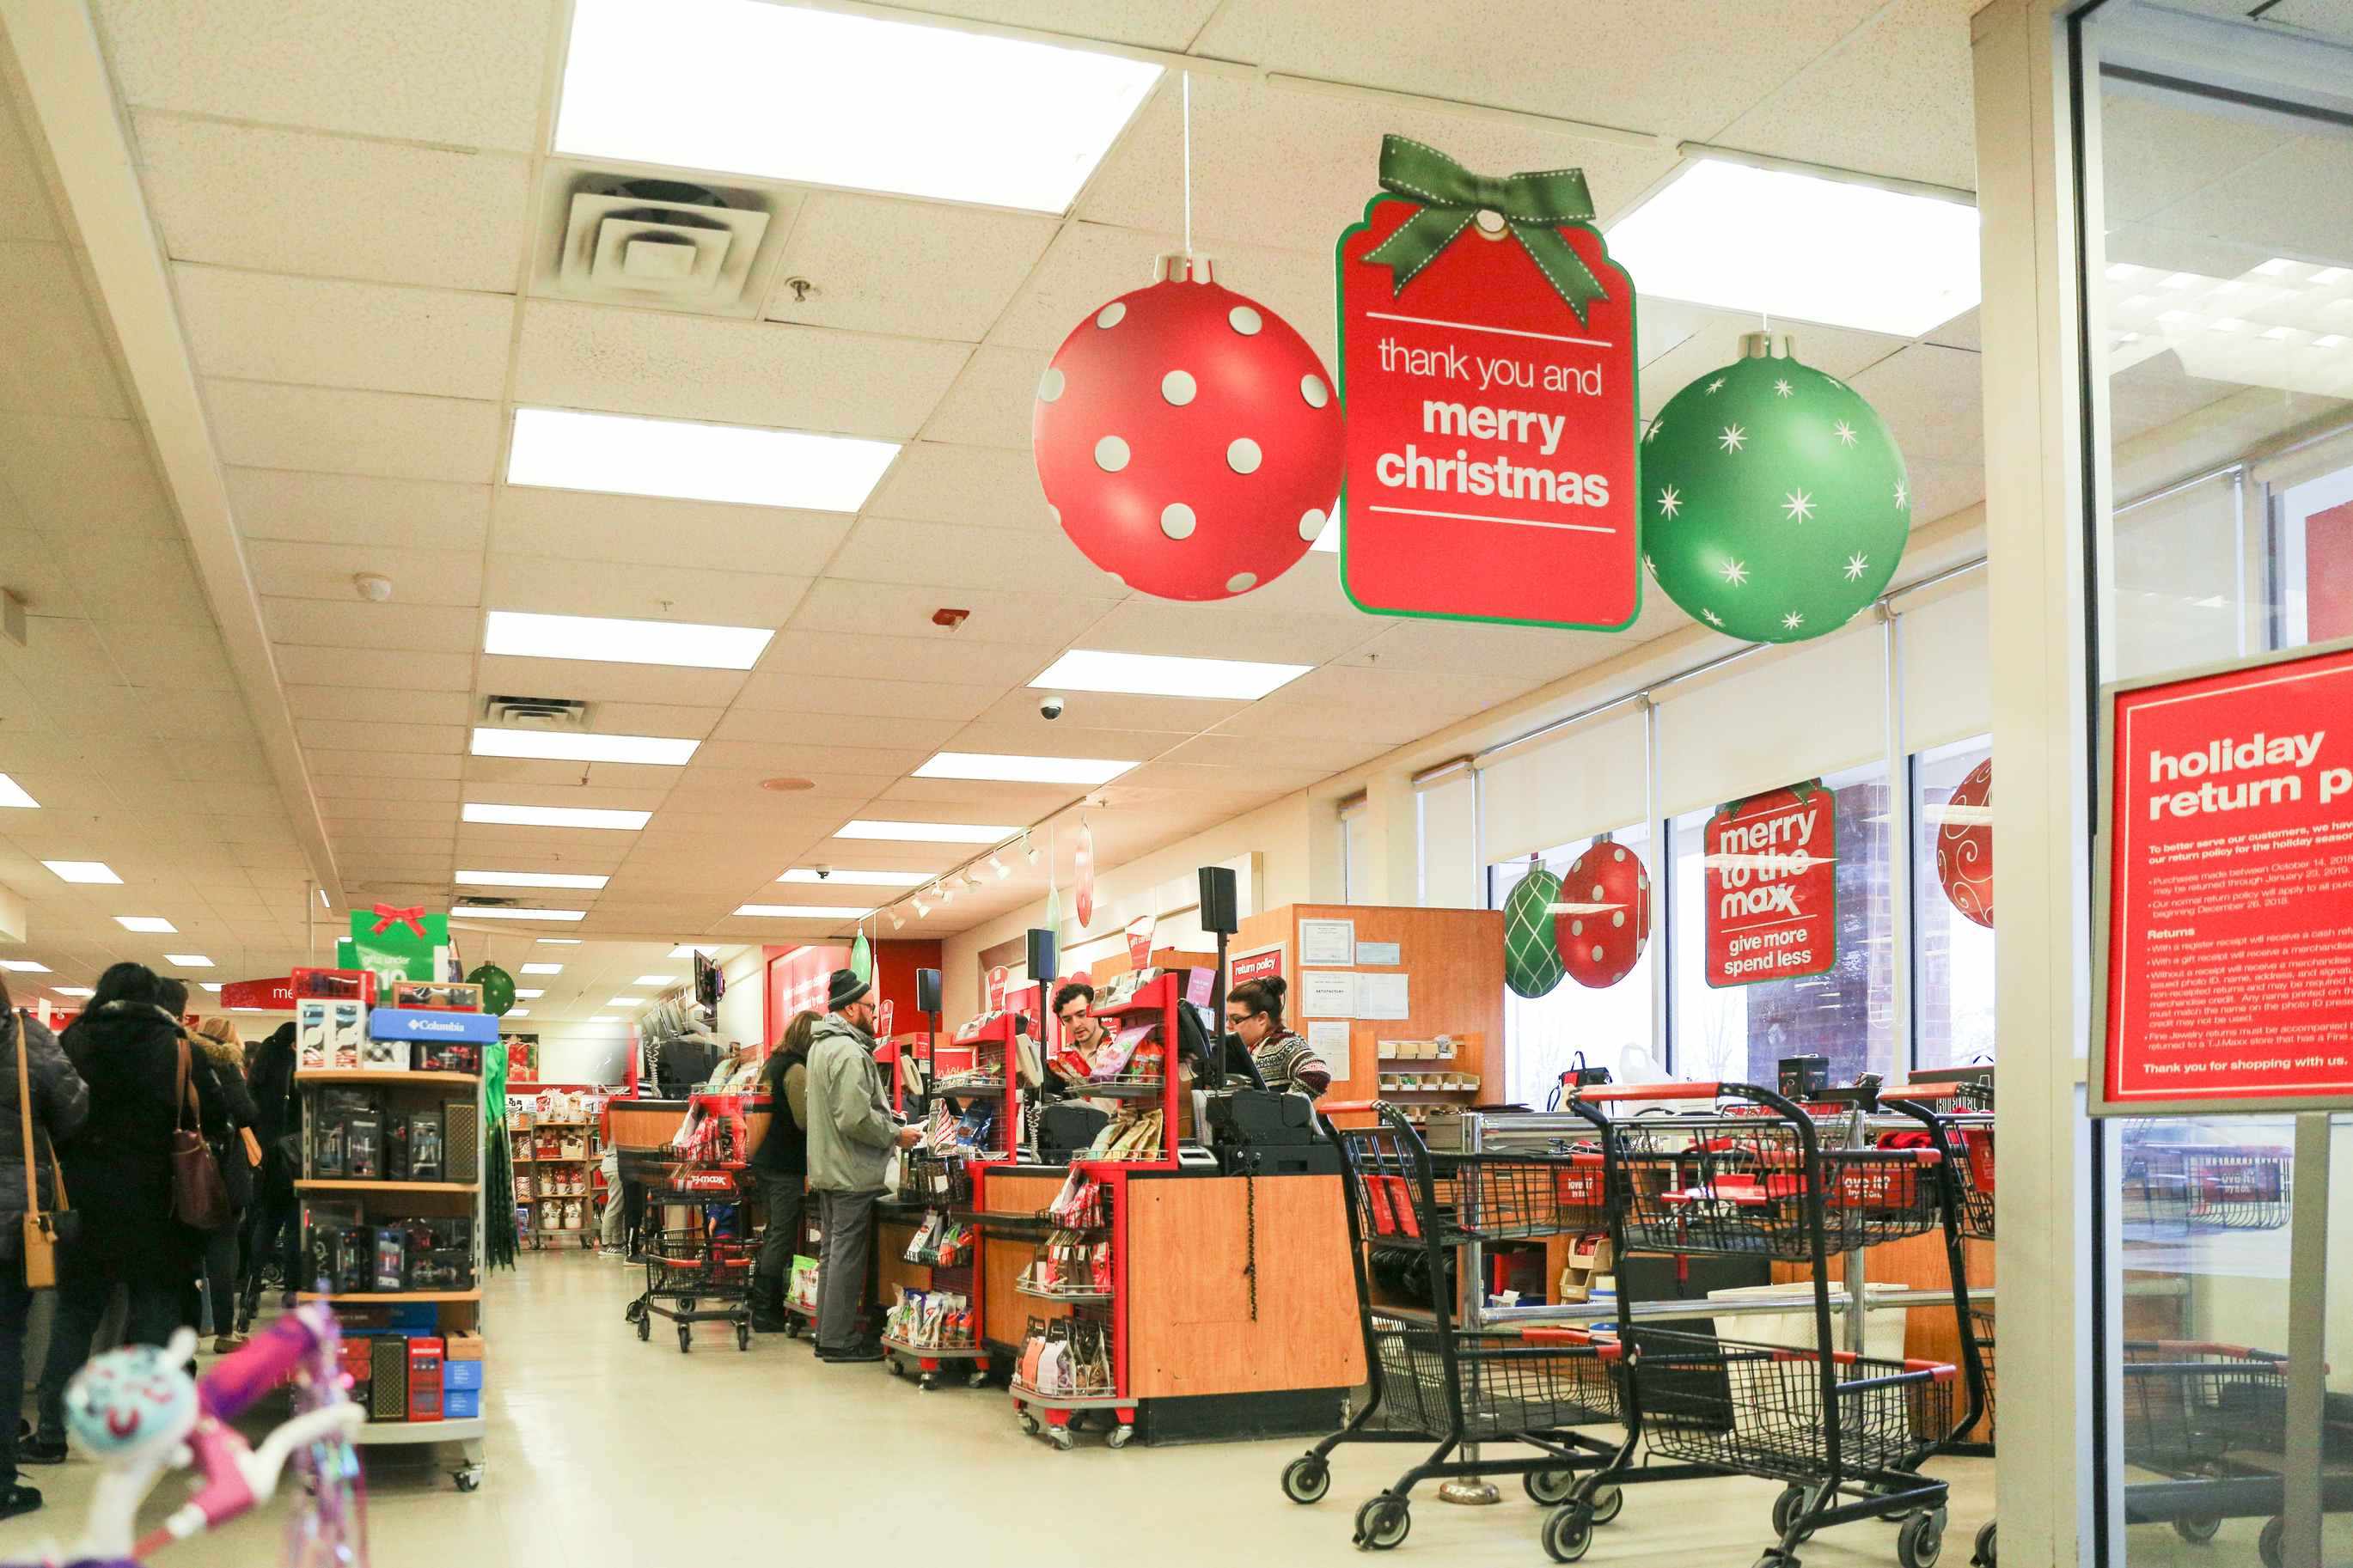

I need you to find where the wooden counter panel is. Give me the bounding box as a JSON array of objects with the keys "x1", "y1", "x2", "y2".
[
  {"x1": 608, "y1": 1104, "x2": 686, "y2": 1150},
  {"x1": 1126, "y1": 1175, "x2": 1363, "y2": 1399},
  {"x1": 979, "y1": 1172, "x2": 1067, "y2": 1346},
  {"x1": 877, "y1": 1218, "x2": 932, "y2": 1299}
]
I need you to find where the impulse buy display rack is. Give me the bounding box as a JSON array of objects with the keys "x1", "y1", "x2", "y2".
[{"x1": 1002, "y1": 970, "x2": 1184, "y2": 1450}]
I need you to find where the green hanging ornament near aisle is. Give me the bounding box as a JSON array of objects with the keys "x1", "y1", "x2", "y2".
[
  {"x1": 1502, "y1": 857, "x2": 1567, "y2": 998},
  {"x1": 1641, "y1": 333, "x2": 1910, "y2": 644},
  {"x1": 849, "y1": 929, "x2": 872, "y2": 985},
  {"x1": 468, "y1": 963, "x2": 516, "y2": 1016}
]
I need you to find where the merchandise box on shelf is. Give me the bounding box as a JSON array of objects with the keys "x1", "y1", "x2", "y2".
[
  {"x1": 291, "y1": 967, "x2": 377, "y2": 1005},
  {"x1": 369, "y1": 1007, "x2": 499, "y2": 1046},
  {"x1": 389, "y1": 980, "x2": 484, "y2": 1012}
]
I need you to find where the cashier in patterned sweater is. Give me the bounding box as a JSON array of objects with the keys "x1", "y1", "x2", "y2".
[{"x1": 1224, "y1": 977, "x2": 1329, "y2": 1097}]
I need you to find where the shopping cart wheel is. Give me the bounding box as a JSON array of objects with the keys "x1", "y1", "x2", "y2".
[
  {"x1": 2258, "y1": 1516, "x2": 2284, "y2": 1568},
  {"x1": 886, "y1": 1358, "x2": 906, "y2": 1377},
  {"x1": 677, "y1": 1325, "x2": 693, "y2": 1353},
  {"x1": 1017, "y1": 1411, "x2": 1041, "y2": 1436},
  {"x1": 1541, "y1": 1504, "x2": 1593, "y2": 1563},
  {"x1": 1106, "y1": 1423, "x2": 1134, "y2": 1449},
  {"x1": 1281, "y1": 1455, "x2": 1333, "y2": 1504},
  {"x1": 1585, "y1": 1486, "x2": 1623, "y2": 1526},
  {"x1": 1897, "y1": 1508, "x2": 1946, "y2": 1568},
  {"x1": 636, "y1": 1313, "x2": 650, "y2": 1341},
  {"x1": 677, "y1": 1297, "x2": 696, "y2": 1314},
  {"x1": 624, "y1": 1299, "x2": 645, "y2": 1325},
  {"x1": 1971, "y1": 1521, "x2": 1995, "y2": 1568},
  {"x1": 1048, "y1": 1426, "x2": 1075, "y2": 1452},
  {"x1": 454, "y1": 1467, "x2": 482, "y2": 1492},
  {"x1": 783, "y1": 1319, "x2": 801, "y2": 1339},
  {"x1": 967, "y1": 1369, "x2": 988, "y2": 1388},
  {"x1": 1524, "y1": 1468, "x2": 1578, "y2": 1506},
  {"x1": 1772, "y1": 1486, "x2": 1816, "y2": 1544},
  {"x1": 2171, "y1": 1513, "x2": 2221, "y2": 1544},
  {"x1": 736, "y1": 1323, "x2": 751, "y2": 1352},
  {"x1": 1354, "y1": 1492, "x2": 1411, "y2": 1552}
]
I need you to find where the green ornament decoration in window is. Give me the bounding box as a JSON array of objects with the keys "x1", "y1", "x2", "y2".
[
  {"x1": 1502, "y1": 858, "x2": 1567, "y2": 998},
  {"x1": 1641, "y1": 332, "x2": 1910, "y2": 644}
]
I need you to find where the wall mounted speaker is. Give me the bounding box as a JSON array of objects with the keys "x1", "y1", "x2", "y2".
[{"x1": 1198, "y1": 865, "x2": 1239, "y2": 935}]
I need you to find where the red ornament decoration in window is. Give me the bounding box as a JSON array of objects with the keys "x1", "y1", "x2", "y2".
[
  {"x1": 1555, "y1": 837, "x2": 1652, "y2": 989},
  {"x1": 1935, "y1": 757, "x2": 1994, "y2": 928},
  {"x1": 1033, "y1": 253, "x2": 1342, "y2": 601}
]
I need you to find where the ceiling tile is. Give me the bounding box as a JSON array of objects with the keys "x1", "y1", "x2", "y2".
[
  {"x1": 767, "y1": 193, "x2": 1058, "y2": 341},
  {"x1": 0, "y1": 528, "x2": 86, "y2": 619},
  {"x1": 0, "y1": 85, "x2": 58, "y2": 243},
  {"x1": 306, "y1": 749, "x2": 464, "y2": 781},
  {"x1": 989, "y1": 223, "x2": 1335, "y2": 366},
  {"x1": 1849, "y1": 345, "x2": 1984, "y2": 467},
  {"x1": 73, "y1": 539, "x2": 215, "y2": 625},
  {"x1": 470, "y1": 654, "x2": 746, "y2": 709},
  {"x1": 286, "y1": 684, "x2": 470, "y2": 725},
  {"x1": 688, "y1": 739, "x2": 937, "y2": 776},
  {"x1": 228, "y1": 469, "x2": 492, "y2": 552},
  {"x1": 1156, "y1": 731, "x2": 1390, "y2": 775},
  {"x1": 174, "y1": 267, "x2": 515, "y2": 400},
  {"x1": 1637, "y1": 315, "x2": 1908, "y2": 419},
  {"x1": 827, "y1": 515, "x2": 1110, "y2": 597},
  {"x1": 0, "y1": 243, "x2": 131, "y2": 418},
  {"x1": 296, "y1": 718, "x2": 464, "y2": 754},
  {"x1": 89, "y1": 622, "x2": 238, "y2": 692},
  {"x1": 248, "y1": 540, "x2": 485, "y2": 607},
  {"x1": 921, "y1": 344, "x2": 1049, "y2": 449},
  {"x1": 96, "y1": 0, "x2": 555, "y2": 150},
  {"x1": 710, "y1": 706, "x2": 961, "y2": 751},
  {"x1": 480, "y1": 554, "x2": 812, "y2": 627},
  {"x1": 1113, "y1": 759, "x2": 1330, "y2": 794},
  {"x1": 490, "y1": 487, "x2": 853, "y2": 572},
  {"x1": 263, "y1": 598, "x2": 480, "y2": 653},
  {"x1": 273, "y1": 644, "x2": 473, "y2": 691},
  {"x1": 0, "y1": 417, "x2": 177, "y2": 540},
  {"x1": 128, "y1": 115, "x2": 532, "y2": 292},
  {"x1": 208, "y1": 381, "x2": 502, "y2": 484},
  {"x1": 959, "y1": 686, "x2": 1237, "y2": 735},
  {"x1": 944, "y1": 717, "x2": 1183, "y2": 759},
  {"x1": 313, "y1": 775, "x2": 463, "y2": 804},
  {"x1": 732, "y1": 673, "x2": 996, "y2": 723},
  {"x1": 512, "y1": 302, "x2": 968, "y2": 440},
  {"x1": 1080, "y1": 597, "x2": 1376, "y2": 663},
  {"x1": 755, "y1": 629, "x2": 1061, "y2": 688},
  {"x1": 788, "y1": 579, "x2": 1115, "y2": 644},
  {"x1": 875, "y1": 0, "x2": 1217, "y2": 46},
  {"x1": 862, "y1": 442, "x2": 1058, "y2": 532},
  {"x1": 871, "y1": 778, "x2": 1076, "y2": 816}
]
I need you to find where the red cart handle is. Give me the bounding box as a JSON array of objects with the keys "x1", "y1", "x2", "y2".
[
  {"x1": 1574, "y1": 1081, "x2": 1722, "y2": 1102},
  {"x1": 1319, "y1": 1100, "x2": 1380, "y2": 1113},
  {"x1": 1524, "y1": 1326, "x2": 1624, "y2": 1361}
]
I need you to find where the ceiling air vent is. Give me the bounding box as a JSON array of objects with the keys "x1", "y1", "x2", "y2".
[
  {"x1": 535, "y1": 167, "x2": 791, "y2": 315},
  {"x1": 483, "y1": 694, "x2": 589, "y2": 730}
]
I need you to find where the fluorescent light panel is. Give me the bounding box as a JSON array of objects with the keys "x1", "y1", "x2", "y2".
[
  {"x1": 199, "y1": 983, "x2": 223, "y2": 992},
  {"x1": 506, "y1": 1009, "x2": 532, "y2": 1018},
  {"x1": 456, "y1": 869, "x2": 612, "y2": 891},
  {"x1": 834, "y1": 819, "x2": 1019, "y2": 844},
  {"x1": 470, "y1": 727, "x2": 697, "y2": 766},
  {"x1": 735, "y1": 904, "x2": 873, "y2": 918},
  {"x1": 463, "y1": 803, "x2": 651, "y2": 831},
  {"x1": 635, "y1": 974, "x2": 678, "y2": 986},
  {"x1": 556, "y1": 0, "x2": 1158, "y2": 213},
  {"x1": 914, "y1": 752, "x2": 1135, "y2": 785},
  {"x1": 43, "y1": 860, "x2": 120, "y2": 884},
  {"x1": 54, "y1": 987, "x2": 93, "y2": 998},
  {"x1": 515, "y1": 990, "x2": 547, "y2": 999},
  {"x1": 1605, "y1": 159, "x2": 1981, "y2": 337},
  {"x1": 608, "y1": 997, "x2": 646, "y2": 1007},
  {"x1": 0, "y1": 961, "x2": 50, "y2": 973},
  {"x1": 1030, "y1": 649, "x2": 1311, "y2": 701},
  {"x1": 508, "y1": 408, "x2": 896, "y2": 514},
  {"x1": 536, "y1": 938, "x2": 583, "y2": 944},
  {"x1": 116, "y1": 916, "x2": 176, "y2": 934},
  {"x1": 521, "y1": 964, "x2": 565, "y2": 975},
  {"x1": 485, "y1": 609, "x2": 773, "y2": 672},
  {"x1": 452, "y1": 906, "x2": 589, "y2": 922},
  {"x1": 669, "y1": 944, "x2": 715, "y2": 959},
  {"x1": 777, "y1": 869, "x2": 932, "y2": 887},
  {"x1": 0, "y1": 773, "x2": 35, "y2": 808},
  {"x1": 163, "y1": 954, "x2": 214, "y2": 967}
]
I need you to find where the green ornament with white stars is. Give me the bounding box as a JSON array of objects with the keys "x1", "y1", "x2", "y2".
[
  {"x1": 1639, "y1": 333, "x2": 1909, "y2": 644},
  {"x1": 1502, "y1": 861, "x2": 1567, "y2": 998}
]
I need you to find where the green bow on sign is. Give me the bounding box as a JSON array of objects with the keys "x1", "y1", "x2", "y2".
[{"x1": 1363, "y1": 135, "x2": 1608, "y2": 321}]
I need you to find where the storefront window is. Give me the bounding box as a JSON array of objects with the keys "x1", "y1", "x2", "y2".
[
  {"x1": 1670, "y1": 761, "x2": 1894, "y2": 1088},
  {"x1": 1914, "y1": 737, "x2": 1995, "y2": 1069},
  {"x1": 2076, "y1": 7, "x2": 2353, "y2": 1562},
  {"x1": 1490, "y1": 827, "x2": 1660, "y2": 1106}
]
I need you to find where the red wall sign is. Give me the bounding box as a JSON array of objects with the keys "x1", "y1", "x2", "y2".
[
  {"x1": 767, "y1": 944, "x2": 849, "y2": 1040},
  {"x1": 220, "y1": 976, "x2": 295, "y2": 1011},
  {"x1": 2100, "y1": 643, "x2": 2353, "y2": 1110},
  {"x1": 1231, "y1": 944, "x2": 1285, "y2": 989},
  {"x1": 1335, "y1": 198, "x2": 1639, "y2": 630},
  {"x1": 986, "y1": 966, "x2": 1011, "y2": 1012},
  {"x1": 1704, "y1": 785, "x2": 1837, "y2": 988},
  {"x1": 1124, "y1": 915, "x2": 1155, "y2": 970}
]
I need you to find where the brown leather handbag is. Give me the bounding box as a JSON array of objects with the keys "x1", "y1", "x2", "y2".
[
  {"x1": 14, "y1": 1013, "x2": 68, "y2": 1289},
  {"x1": 171, "y1": 1037, "x2": 229, "y2": 1230}
]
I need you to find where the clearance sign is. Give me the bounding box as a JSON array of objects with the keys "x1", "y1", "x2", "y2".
[
  {"x1": 1335, "y1": 139, "x2": 1639, "y2": 631},
  {"x1": 1704, "y1": 784, "x2": 1837, "y2": 987},
  {"x1": 2094, "y1": 640, "x2": 2353, "y2": 1114}
]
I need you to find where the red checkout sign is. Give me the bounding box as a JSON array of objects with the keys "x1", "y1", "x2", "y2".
[
  {"x1": 1703, "y1": 784, "x2": 1837, "y2": 988},
  {"x1": 1335, "y1": 199, "x2": 1640, "y2": 631},
  {"x1": 2099, "y1": 642, "x2": 2353, "y2": 1113}
]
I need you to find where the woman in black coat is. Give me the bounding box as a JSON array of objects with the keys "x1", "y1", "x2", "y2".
[
  {"x1": 0, "y1": 976, "x2": 88, "y2": 1516},
  {"x1": 23, "y1": 962, "x2": 225, "y2": 1463},
  {"x1": 242, "y1": 1020, "x2": 302, "y2": 1325}
]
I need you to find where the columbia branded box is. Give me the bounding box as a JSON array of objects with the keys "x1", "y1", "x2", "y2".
[{"x1": 369, "y1": 1008, "x2": 500, "y2": 1046}]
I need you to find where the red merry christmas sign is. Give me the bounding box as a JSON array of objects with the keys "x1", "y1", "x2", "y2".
[
  {"x1": 220, "y1": 976, "x2": 295, "y2": 1011},
  {"x1": 1704, "y1": 784, "x2": 1837, "y2": 988},
  {"x1": 1335, "y1": 140, "x2": 1640, "y2": 631},
  {"x1": 2097, "y1": 642, "x2": 2353, "y2": 1113}
]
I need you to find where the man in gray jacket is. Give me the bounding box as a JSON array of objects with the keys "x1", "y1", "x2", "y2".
[{"x1": 804, "y1": 968, "x2": 918, "y2": 1362}]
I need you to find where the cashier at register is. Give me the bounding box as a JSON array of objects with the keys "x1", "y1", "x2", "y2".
[
  {"x1": 1052, "y1": 981, "x2": 1105, "y2": 1089},
  {"x1": 1225, "y1": 977, "x2": 1329, "y2": 1097}
]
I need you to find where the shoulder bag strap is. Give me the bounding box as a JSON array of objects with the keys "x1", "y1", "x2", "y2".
[
  {"x1": 176, "y1": 1034, "x2": 197, "y2": 1131},
  {"x1": 15, "y1": 1012, "x2": 41, "y2": 1222}
]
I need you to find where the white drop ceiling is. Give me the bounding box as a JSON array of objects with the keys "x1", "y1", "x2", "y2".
[{"x1": 0, "y1": 0, "x2": 2334, "y2": 1021}]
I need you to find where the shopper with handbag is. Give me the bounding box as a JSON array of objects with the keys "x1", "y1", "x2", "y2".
[
  {"x1": 242, "y1": 1020, "x2": 303, "y2": 1322},
  {"x1": 188, "y1": 1016, "x2": 261, "y2": 1351},
  {"x1": 805, "y1": 969, "x2": 920, "y2": 1363},
  {"x1": 0, "y1": 976, "x2": 88, "y2": 1517},
  {"x1": 24, "y1": 962, "x2": 226, "y2": 1464},
  {"x1": 748, "y1": 1009, "x2": 818, "y2": 1333}
]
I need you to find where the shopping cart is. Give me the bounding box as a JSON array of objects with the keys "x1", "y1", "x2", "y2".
[
  {"x1": 1278, "y1": 1102, "x2": 1632, "y2": 1552},
  {"x1": 2122, "y1": 1136, "x2": 2293, "y2": 1234},
  {"x1": 1549, "y1": 1082, "x2": 1961, "y2": 1568},
  {"x1": 625, "y1": 1182, "x2": 756, "y2": 1353}
]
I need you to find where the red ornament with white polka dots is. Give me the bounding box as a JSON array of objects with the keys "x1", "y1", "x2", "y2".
[
  {"x1": 1555, "y1": 837, "x2": 1652, "y2": 989},
  {"x1": 1033, "y1": 253, "x2": 1343, "y2": 601}
]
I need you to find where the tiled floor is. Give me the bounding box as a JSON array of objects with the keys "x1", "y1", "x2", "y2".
[{"x1": 4, "y1": 1251, "x2": 2012, "y2": 1567}]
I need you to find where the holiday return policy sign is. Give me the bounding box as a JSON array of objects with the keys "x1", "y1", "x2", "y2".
[
  {"x1": 2095, "y1": 639, "x2": 2353, "y2": 1114},
  {"x1": 1704, "y1": 784, "x2": 1837, "y2": 987},
  {"x1": 1335, "y1": 138, "x2": 1640, "y2": 631}
]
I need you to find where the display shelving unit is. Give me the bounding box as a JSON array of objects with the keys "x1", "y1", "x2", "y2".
[
  {"x1": 296, "y1": 1066, "x2": 487, "y2": 1490},
  {"x1": 510, "y1": 1106, "x2": 602, "y2": 1250}
]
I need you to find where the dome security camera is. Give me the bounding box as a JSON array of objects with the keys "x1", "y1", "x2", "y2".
[{"x1": 1040, "y1": 694, "x2": 1066, "y2": 720}]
